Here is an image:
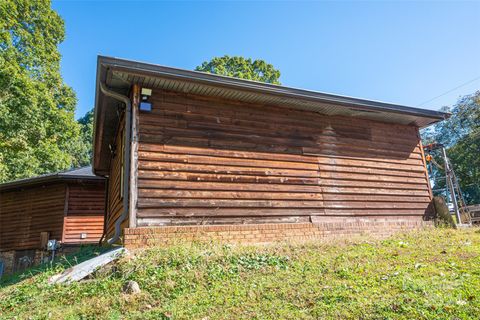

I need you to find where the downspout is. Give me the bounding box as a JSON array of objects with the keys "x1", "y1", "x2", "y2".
[
  {"x1": 98, "y1": 178, "x2": 109, "y2": 245},
  {"x1": 99, "y1": 81, "x2": 132, "y2": 245}
]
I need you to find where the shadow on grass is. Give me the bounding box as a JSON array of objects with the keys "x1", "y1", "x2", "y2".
[{"x1": 0, "y1": 245, "x2": 113, "y2": 288}]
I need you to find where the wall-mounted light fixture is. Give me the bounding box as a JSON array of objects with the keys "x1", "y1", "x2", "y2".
[{"x1": 139, "y1": 88, "x2": 152, "y2": 112}]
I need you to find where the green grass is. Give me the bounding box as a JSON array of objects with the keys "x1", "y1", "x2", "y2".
[{"x1": 1, "y1": 228, "x2": 480, "y2": 319}]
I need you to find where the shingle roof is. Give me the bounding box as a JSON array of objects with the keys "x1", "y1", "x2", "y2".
[{"x1": 0, "y1": 166, "x2": 103, "y2": 191}]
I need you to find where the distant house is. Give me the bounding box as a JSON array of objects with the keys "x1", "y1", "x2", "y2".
[
  {"x1": 93, "y1": 56, "x2": 448, "y2": 248},
  {"x1": 0, "y1": 167, "x2": 105, "y2": 275}
]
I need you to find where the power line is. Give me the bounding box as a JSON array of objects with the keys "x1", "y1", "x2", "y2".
[{"x1": 418, "y1": 76, "x2": 480, "y2": 107}]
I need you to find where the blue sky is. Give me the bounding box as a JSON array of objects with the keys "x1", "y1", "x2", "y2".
[{"x1": 52, "y1": 1, "x2": 480, "y2": 119}]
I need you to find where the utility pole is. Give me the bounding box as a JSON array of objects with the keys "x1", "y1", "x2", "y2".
[
  {"x1": 442, "y1": 147, "x2": 462, "y2": 224},
  {"x1": 423, "y1": 143, "x2": 471, "y2": 225}
]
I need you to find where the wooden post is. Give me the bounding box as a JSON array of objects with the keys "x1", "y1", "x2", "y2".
[
  {"x1": 40, "y1": 232, "x2": 50, "y2": 250},
  {"x1": 129, "y1": 84, "x2": 140, "y2": 228}
]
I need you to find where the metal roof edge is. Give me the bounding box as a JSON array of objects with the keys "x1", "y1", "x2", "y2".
[
  {"x1": 0, "y1": 167, "x2": 104, "y2": 192},
  {"x1": 97, "y1": 55, "x2": 449, "y2": 121},
  {"x1": 92, "y1": 56, "x2": 105, "y2": 176}
]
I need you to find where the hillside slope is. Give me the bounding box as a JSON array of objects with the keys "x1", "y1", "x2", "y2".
[{"x1": 1, "y1": 228, "x2": 480, "y2": 319}]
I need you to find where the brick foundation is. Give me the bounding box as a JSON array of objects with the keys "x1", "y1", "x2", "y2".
[
  {"x1": 0, "y1": 245, "x2": 89, "y2": 277},
  {"x1": 124, "y1": 217, "x2": 433, "y2": 249},
  {"x1": 0, "y1": 250, "x2": 45, "y2": 276},
  {"x1": 0, "y1": 251, "x2": 15, "y2": 275}
]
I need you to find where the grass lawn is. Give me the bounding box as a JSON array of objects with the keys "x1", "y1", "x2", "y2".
[{"x1": 1, "y1": 228, "x2": 480, "y2": 319}]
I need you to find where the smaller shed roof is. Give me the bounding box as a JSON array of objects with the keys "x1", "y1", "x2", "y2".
[{"x1": 0, "y1": 166, "x2": 103, "y2": 192}]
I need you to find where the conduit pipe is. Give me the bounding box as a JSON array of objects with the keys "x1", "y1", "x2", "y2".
[{"x1": 98, "y1": 178, "x2": 109, "y2": 245}]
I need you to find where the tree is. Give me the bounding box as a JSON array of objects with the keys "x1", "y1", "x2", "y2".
[
  {"x1": 195, "y1": 55, "x2": 281, "y2": 84},
  {"x1": 76, "y1": 109, "x2": 94, "y2": 166},
  {"x1": 423, "y1": 92, "x2": 480, "y2": 147},
  {"x1": 421, "y1": 91, "x2": 480, "y2": 204},
  {"x1": 0, "y1": 0, "x2": 86, "y2": 182}
]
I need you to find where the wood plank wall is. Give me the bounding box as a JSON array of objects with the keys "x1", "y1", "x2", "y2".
[
  {"x1": 67, "y1": 182, "x2": 105, "y2": 216},
  {"x1": 0, "y1": 183, "x2": 65, "y2": 251},
  {"x1": 63, "y1": 182, "x2": 105, "y2": 244},
  {"x1": 63, "y1": 216, "x2": 104, "y2": 244},
  {"x1": 106, "y1": 117, "x2": 126, "y2": 238},
  {"x1": 134, "y1": 91, "x2": 432, "y2": 226}
]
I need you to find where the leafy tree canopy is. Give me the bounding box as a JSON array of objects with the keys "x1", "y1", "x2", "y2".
[
  {"x1": 76, "y1": 109, "x2": 94, "y2": 166},
  {"x1": 195, "y1": 55, "x2": 281, "y2": 84},
  {"x1": 0, "y1": 0, "x2": 87, "y2": 182},
  {"x1": 423, "y1": 92, "x2": 480, "y2": 147},
  {"x1": 421, "y1": 91, "x2": 480, "y2": 204}
]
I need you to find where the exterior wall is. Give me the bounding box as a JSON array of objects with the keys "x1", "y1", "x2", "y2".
[
  {"x1": 105, "y1": 116, "x2": 127, "y2": 239},
  {"x1": 66, "y1": 182, "x2": 105, "y2": 216},
  {"x1": 63, "y1": 216, "x2": 104, "y2": 244},
  {"x1": 0, "y1": 183, "x2": 65, "y2": 251},
  {"x1": 62, "y1": 181, "x2": 105, "y2": 244},
  {"x1": 124, "y1": 218, "x2": 433, "y2": 249},
  {"x1": 134, "y1": 90, "x2": 432, "y2": 227},
  {"x1": 0, "y1": 180, "x2": 106, "y2": 276}
]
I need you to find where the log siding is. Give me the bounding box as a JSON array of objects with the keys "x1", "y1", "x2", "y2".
[
  {"x1": 1, "y1": 180, "x2": 106, "y2": 251},
  {"x1": 63, "y1": 182, "x2": 105, "y2": 244},
  {"x1": 105, "y1": 117, "x2": 127, "y2": 238},
  {"x1": 0, "y1": 183, "x2": 65, "y2": 251},
  {"x1": 135, "y1": 91, "x2": 432, "y2": 226},
  {"x1": 66, "y1": 183, "x2": 105, "y2": 216}
]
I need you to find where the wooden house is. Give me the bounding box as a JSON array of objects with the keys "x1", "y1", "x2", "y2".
[
  {"x1": 0, "y1": 167, "x2": 105, "y2": 275},
  {"x1": 93, "y1": 56, "x2": 448, "y2": 247}
]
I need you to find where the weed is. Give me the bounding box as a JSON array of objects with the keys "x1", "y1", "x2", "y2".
[{"x1": 1, "y1": 228, "x2": 480, "y2": 319}]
